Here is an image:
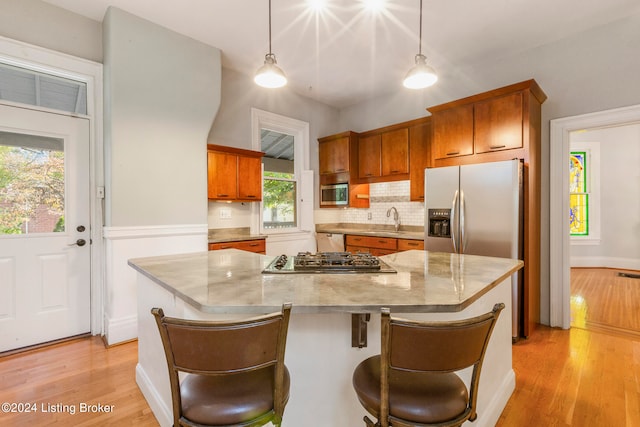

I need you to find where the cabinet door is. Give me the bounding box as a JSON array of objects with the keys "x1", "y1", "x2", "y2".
[
  {"x1": 358, "y1": 134, "x2": 381, "y2": 179},
  {"x1": 208, "y1": 151, "x2": 237, "y2": 200},
  {"x1": 474, "y1": 92, "x2": 523, "y2": 153},
  {"x1": 319, "y1": 137, "x2": 350, "y2": 174},
  {"x1": 381, "y1": 128, "x2": 409, "y2": 176},
  {"x1": 432, "y1": 104, "x2": 474, "y2": 160},
  {"x1": 409, "y1": 121, "x2": 431, "y2": 201},
  {"x1": 237, "y1": 155, "x2": 262, "y2": 200}
]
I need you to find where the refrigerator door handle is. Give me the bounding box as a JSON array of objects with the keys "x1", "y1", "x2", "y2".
[
  {"x1": 451, "y1": 190, "x2": 459, "y2": 253},
  {"x1": 460, "y1": 190, "x2": 465, "y2": 253}
]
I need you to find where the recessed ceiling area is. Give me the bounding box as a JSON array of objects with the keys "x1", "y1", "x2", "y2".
[{"x1": 41, "y1": 0, "x2": 640, "y2": 108}]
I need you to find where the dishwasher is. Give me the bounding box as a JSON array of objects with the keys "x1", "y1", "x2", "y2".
[{"x1": 316, "y1": 233, "x2": 345, "y2": 252}]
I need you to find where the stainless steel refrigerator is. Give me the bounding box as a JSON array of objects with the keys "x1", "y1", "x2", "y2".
[{"x1": 424, "y1": 159, "x2": 523, "y2": 340}]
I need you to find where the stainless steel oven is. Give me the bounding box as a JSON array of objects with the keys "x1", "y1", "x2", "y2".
[{"x1": 320, "y1": 183, "x2": 349, "y2": 207}]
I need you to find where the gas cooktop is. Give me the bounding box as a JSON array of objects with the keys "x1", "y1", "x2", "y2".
[{"x1": 262, "y1": 252, "x2": 397, "y2": 274}]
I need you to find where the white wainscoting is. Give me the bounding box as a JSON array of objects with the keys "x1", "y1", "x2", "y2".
[{"x1": 103, "y1": 224, "x2": 208, "y2": 345}]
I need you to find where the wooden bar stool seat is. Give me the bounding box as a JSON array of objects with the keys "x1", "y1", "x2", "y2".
[
  {"x1": 152, "y1": 303, "x2": 292, "y2": 427},
  {"x1": 179, "y1": 366, "x2": 291, "y2": 425},
  {"x1": 353, "y1": 358, "x2": 467, "y2": 424},
  {"x1": 352, "y1": 303, "x2": 504, "y2": 427}
]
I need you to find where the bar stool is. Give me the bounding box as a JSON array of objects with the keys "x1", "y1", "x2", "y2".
[
  {"x1": 352, "y1": 303, "x2": 504, "y2": 427},
  {"x1": 152, "y1": 303, "x2": 292, "y2": 427}
]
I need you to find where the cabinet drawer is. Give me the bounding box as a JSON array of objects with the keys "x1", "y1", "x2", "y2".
[
  {"x1": 235, "y1": 239, "x2": 266, "y2": 253},
  {"x1": 209, "y1": 239, "x2": 266, "y2": 254},
  {"x1": 345, "y1": 235, "x2": 397, "y2": 250},
  {"x1": 346, "y1": 245, "x2": 369, "y2": 254},
  {"x1": 397, "y1": 239, "x2": 424, "y2": 251}
]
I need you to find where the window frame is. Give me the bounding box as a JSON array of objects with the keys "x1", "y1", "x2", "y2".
[
  {"x1": 250, "y1": 108, "x2": 310, "y2": 235},
  {"x1": 569, "y1": 140, "x2": 600, "y2": 245}
]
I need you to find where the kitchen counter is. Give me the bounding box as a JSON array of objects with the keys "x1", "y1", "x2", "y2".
[
  {"x1": 316, "y1": 223, "x2": 424, "y2": 240},
  {"x1": 130, "y1": 250, "x2": 522, "y2": 427},
  {"x1": 129, "y1": 249, "x2": 520, "y2": 314},
  {"x1": 207, "y1": 227, "x2": 267, "y2": 244}
]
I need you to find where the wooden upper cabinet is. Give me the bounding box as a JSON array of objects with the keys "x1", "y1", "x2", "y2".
[
  {"x1": 432, "y1": 103, "x2": 474, "y2": 160},
  {"x1": 474, "y1": 92, "x2": 523, "y2": 153},
  {"x1": 207, "y1": 151, "x2": 237, "y2": 200},
  {"x1": 358, "y1": 133, "x2": 381, "y2": 179},
  {"x1": 428, "y1": 79, "x2": 546, "y2": 167},
  {"x1": 408, "y1": 118, "x2": 431, "y2": 201},
  {"x1": 319, "y1": 135, "x2": 350, "y2": 175},
  {"x1": 207, "y1": 144, "x2": 264, "y2": 202},
  {"x1": 237, "y1": 156, "x2": 262, "y2": 200},
  {"x1": 381, "y1": 128, "x2": 409, "y2": 176}
]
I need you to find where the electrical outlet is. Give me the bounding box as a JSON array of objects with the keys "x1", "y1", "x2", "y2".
[
  {"x1": 219, "y1": 208, "x2": 232, "y2": 219},
  {"x1": 367, "y1": 212, "x2": 372, "y2": 220}
]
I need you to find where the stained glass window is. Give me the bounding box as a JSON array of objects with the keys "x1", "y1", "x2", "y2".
[{"x1": 569, "y1": 151, "x2": 589, "y2": 236}]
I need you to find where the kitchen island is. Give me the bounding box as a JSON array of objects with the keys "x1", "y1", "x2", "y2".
[{"x1": 129, "y1": 249, "x2": 523, "y2": 427}]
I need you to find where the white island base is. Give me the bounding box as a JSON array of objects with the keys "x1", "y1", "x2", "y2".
[{"x1": 133, "y1": 254, "x2": 515, "y2": 427}]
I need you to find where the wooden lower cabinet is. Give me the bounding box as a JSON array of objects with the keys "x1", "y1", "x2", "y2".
[
  {"x1": 208, "y1": 239, "x2": 266, "y2": 254},
  {"x1": 397, "y1": 239, "x2": 424, "y2": 251},
  {"x1": 345, "y1": 235, "x2": 424, "y2": 255}
]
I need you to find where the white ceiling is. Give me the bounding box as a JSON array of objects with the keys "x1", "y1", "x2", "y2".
[{"x1": 42, "y1": 0, "x2": 640, "y2": 108}]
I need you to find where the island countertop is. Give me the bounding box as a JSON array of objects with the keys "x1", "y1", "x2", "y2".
[{"x1": 127, "y1": 249, "x2": 523, "y2": 314}]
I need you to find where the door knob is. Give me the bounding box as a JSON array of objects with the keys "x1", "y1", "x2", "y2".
[
  {"x1": 69, "y1": 239, "x2": 87, "y2": 247},
  {"x1": 77, "y1": 225, "x2": 86, "y2": 232}
]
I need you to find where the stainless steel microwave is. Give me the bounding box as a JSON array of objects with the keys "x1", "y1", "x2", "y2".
[{"x1": 320, "y1": 183, "x2": 349, "y2": 207}]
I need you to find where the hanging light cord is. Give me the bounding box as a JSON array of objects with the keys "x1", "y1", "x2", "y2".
[
  {"x1": 268, "y1": 0, "x2": 273, "y2": 56},
  {"x1": 418, "y1": 0, "x2": 423, "y2": 56}
]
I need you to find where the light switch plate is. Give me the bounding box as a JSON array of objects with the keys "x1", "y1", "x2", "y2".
[{"x1": 219, "y1": 208, "x2": 232, "y2": 219}]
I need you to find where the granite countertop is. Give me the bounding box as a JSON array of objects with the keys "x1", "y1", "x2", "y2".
[
  {"x1": 316, "y1": 223, "x2": 424, "y2": 240},
  {"x1": 208, "y1": 227, "x2": 267, "y2": 244},
  {"x1": 128, "y1": 249, "x2": 522, "y2": 314}
]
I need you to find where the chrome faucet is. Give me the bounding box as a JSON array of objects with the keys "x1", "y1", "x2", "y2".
[{"x1": 386, "y1": 207, "x2": 400, "y2": 231}]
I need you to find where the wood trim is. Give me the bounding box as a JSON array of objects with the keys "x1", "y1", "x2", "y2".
[
  {"x1": 207, "y1": 143, "x2": 265, "y2": 158},
  {"x1": 427, "y1": 79, "x2": 547, "y2": 113}
]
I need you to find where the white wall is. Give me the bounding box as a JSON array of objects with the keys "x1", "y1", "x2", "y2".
[
  {"x1": 104, "y1": 7, "x2": 220, "y2": 227},
  {"x1": 0, "y1": 0, "x2": 102, "y2": 63},
  {"x1": 102, "y1": 7, "x2": 221, "y2": 343},
  {"x1": 570, "y1": 123, "x2": 640, "y2": 270}
]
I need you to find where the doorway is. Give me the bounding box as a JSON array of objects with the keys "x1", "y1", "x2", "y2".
[
  {"x1": 549, "y1": 104, "x2": 640, "y2": 329},
  {"x1": 0, "y1": 104, "x2": 91, "y2": 352}
]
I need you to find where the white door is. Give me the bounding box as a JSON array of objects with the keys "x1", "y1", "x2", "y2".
[{"x1": 0, "y1": 104, "x2": 90, "y2": 352}]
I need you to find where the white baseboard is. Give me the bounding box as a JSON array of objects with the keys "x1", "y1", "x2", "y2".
[
  {"x1": 479, "y1": 369, "x2": 516, "y2": 427},
  {"x1": 570, "y1": 256, "x2": 640, "y2": 271},
  {"x1": 104, "y1": 314, "x2": 137, "y2": 345},
  {"x1": 136, "y1": 363, "x2": 171, "y2": 427}
]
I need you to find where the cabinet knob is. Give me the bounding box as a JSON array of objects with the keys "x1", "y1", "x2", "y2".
[
  {"x1": 446, "y1": 151, "x2": 460, "y2": 156},
  {"x1": 489, "y1": 144, "x2": 506, "y2": 150}
]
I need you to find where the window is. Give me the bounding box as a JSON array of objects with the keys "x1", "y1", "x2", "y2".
[
  {"x1": 0, "y1": 62, "x2": 87, "y2": 114},
  {"x1": 251, "y1": 108, "x2": 312, "y2": 235},
  {"x1": 568, "y1": 140, "x2": 600, "y2": 243},
  {"x1": 0, "y1": 131, "x2": 65, "y2": 234},
  {"x1": 262, "y1": 130, "x2": 297, "y2": 230},
  {"x1": 569, "y1": 151, "x2": 588, "y2": 236}
]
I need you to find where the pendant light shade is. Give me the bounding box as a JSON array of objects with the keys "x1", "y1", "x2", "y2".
[
  {"x1": 403, "y1": 54, "x2": 437, "y2": 89},
  {"x1": 255, "y1": 0, "x2": 287, "y2": 88},
  {"x1": 255, "y1": 53, "x2": 287, "y2": 88},
  {"x1": 403, "y1": 0, "x2": 437, "y2": 89}
]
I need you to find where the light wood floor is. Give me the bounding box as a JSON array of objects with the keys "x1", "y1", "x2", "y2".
[{"x1": 1, "y1": 268, "x2": 638, "y2": 426}]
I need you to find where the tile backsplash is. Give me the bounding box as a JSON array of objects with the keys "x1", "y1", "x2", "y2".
[{"x1": 315, "y1": 180, "x2": 425, "y2": 227}]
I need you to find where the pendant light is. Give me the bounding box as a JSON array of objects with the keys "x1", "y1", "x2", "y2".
[
  {"x1": 403, "y1": 0, "x2": 437, "y2": 89},
  {"x1": 254, "y1": 0, "x2": 287, "y2": 88}
]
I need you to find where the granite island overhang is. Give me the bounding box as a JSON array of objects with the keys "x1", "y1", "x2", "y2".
[{"x1": 129, "y1": 249, "x2": 523, "y2": 427}]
